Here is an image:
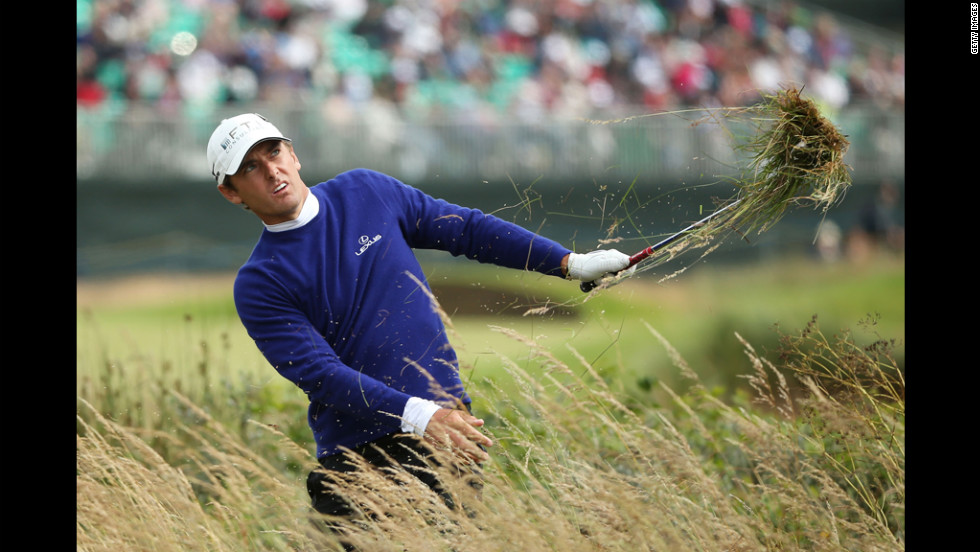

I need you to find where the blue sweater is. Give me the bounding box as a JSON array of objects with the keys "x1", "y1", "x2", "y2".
[{"x1": 233, "y1": 169, "x2": 572, "y2": 458}]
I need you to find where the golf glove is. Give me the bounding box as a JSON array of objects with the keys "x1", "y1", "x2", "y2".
[{"x1": 566, "y1": 249, "x2": 634, "y2": 281}]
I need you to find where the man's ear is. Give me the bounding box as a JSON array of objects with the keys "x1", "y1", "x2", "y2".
[{"x1": 217, "y1": 182, "x2": 242, "y2": 205}]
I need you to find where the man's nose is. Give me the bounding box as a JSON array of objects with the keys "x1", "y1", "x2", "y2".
[{"x1": 262, "y1": 160, "x2": 279, "y2": 179}]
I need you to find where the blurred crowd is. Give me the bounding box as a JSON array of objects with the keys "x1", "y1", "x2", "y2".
[{"x1": 77, "y1": 0, "x2": 905, "y2": 121}]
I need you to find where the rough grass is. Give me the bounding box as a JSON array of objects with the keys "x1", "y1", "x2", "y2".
[{"x1": 77, "y1": 302, "x2": 904, "y2": 551}]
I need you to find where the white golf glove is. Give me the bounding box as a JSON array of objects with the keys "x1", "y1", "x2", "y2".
[{"x1": 566, "y1": 249, "x2": 634, "y2": 281}]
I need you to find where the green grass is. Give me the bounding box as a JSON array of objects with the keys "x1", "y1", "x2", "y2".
[
  {"x1": 76, "y1": 260, "x2": 905, "y2": 552},
  {"x1": 76, "y1": 253, "x2": 906, "y2": 550}
]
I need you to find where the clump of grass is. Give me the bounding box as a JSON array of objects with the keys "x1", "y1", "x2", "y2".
[
  {"x1": 727, "y1": 86, "x2": 852, "y2": 236},
  {"x1": 588, "y1": 87, "x2": 853, "y2": 290}
]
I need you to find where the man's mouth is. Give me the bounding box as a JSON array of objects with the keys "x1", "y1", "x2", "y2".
[{"x1": 273, "y1": 182, "x2": 287, "y2": 194}]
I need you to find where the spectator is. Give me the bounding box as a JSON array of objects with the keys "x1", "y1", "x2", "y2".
[
  {"x1": 846, "y1": 179, "x2": 905, "y2": 262},
  {"x1": 77, "y1": 43, "x2": 108, "y2": 109}
]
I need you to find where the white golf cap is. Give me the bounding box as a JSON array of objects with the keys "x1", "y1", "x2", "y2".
[{"x1": 207, "y1": 113, "x2": 291, "y2": 186}]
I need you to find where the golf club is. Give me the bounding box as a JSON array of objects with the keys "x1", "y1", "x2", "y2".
[{"x1": 580, "y1": 199, "x2": 742, "y2": 292}]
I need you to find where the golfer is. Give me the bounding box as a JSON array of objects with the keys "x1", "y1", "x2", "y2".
[{"x1": 206, "y1": 113, "x2": 632, "y2": 521}]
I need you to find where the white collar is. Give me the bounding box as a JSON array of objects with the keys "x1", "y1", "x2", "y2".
[{"x1": 264, "y1": 189, "x2": 319, "y2": 232}]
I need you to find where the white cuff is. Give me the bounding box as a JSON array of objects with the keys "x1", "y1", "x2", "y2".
[{"x1": 400, "y1": 397, "x2": 442, "y2": 436}]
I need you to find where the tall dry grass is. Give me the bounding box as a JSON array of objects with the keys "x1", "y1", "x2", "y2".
[{"x1": 77, "y1": 315, "x2": 903, "y2": 551}]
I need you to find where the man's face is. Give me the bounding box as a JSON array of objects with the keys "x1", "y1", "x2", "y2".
[{"x1": 218, "y1": 140, "x2": 308, "y2": 225}]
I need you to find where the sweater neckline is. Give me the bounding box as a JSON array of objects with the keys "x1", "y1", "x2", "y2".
[{"x1": 264, "y1": 188, "x2": 320, "y2": 232}]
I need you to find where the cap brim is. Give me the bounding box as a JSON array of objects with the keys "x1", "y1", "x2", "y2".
[{"x1": 222, "y1": 134, "x2": 292, "y2": 183}]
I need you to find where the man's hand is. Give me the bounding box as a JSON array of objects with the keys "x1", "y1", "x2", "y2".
[
  {"x1": 424, "y1": 408, "x2": 493, "y2": 463},
  {"x1": 565, "y1": 249, "x2": 634, "y2": 281}
]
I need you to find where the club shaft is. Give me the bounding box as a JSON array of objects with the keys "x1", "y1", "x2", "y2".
[{"x1": 580, "y1": 200, "x2": 740, "y2": 292}]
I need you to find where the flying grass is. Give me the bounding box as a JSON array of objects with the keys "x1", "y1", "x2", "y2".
[
  {"x1": 589, "y1": 86, "x2": 853, "y2": 291},
  {"x1": 727, "y1": 86, "x2": 852, "y2": 236}
]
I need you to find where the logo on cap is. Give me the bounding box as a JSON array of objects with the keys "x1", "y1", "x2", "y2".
[{"x1": 221, "y1": 120, "x2": 263, "y2": 153}]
